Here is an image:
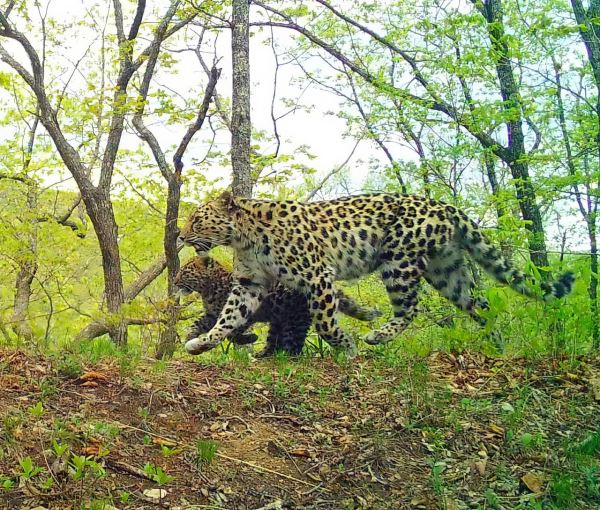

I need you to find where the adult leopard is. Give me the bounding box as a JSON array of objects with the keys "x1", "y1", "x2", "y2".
[
  {"x1": 175, "y1": 255, "x2": 381, "y2": 356},
  {"x1": 179, "y1": 192, "x2": 574, "y2": 356}
]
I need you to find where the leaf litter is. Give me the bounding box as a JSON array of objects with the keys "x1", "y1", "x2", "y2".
[{"x1": 0, "y1": 348, "x2": 598, "y2": 509}]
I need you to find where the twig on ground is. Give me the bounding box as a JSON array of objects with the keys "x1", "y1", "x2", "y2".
[
  {"x1": 215, "y1": 452, "x2": 326, "y2": 491},
  {"x1": 105, "y1": 459, "x2": 154, "y2": 481}
]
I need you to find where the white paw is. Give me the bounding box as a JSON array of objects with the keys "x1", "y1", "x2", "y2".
[
  {"x1": 346, "y1": 345, "x2": 358, "y2": 359},
  {"x1": 185, "y1": 337, "x2": 218, "y2": 355},
  {"x1": 364, "y1": 330, "x2": 386, "y2": 345}
]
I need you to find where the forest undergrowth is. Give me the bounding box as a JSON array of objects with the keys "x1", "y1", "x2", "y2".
[{"x1": 1, "y1": 330, "x2": 599, "y2": 509}]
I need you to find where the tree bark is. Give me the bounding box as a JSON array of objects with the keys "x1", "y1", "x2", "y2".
[
  {"x1": 231, "y1": 0, "x2": 252, "y2": 198},
  {"x1": 11, "y1": 114, "x2": 39, "y2": 342},
  {"x1": 479, "y1": 0, "x2": 548, "y2": 270},
  {"x1": 11, "y1": 186, "x2": 37, "y2": 341},
  {"x1": 154, "y1": 174, "x2": 181, "y2": 359},
  {"x1": 571, "y1": 0, "x2": 600, "y2": 347}
]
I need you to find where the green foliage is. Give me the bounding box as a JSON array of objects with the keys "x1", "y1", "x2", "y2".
[
  {"x1": 143, "y1": 462, "x2": 174, "y2": 486},
  {"x1": 27, "y1": 401, "x2": 45, "y2": 419},
  {"x1": 195, "y1": 439, "x2": 219, "y2": 469},
  {"x1": 18, "y1": 457, "x2": 43, "y2": 480},
  {"x1": 68, "y1": 454, "x2": 105, "y2": 481}
]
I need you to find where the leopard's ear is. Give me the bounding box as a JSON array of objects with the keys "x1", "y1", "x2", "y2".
[{"x1": 218, "y1": 191, "x2": 238, "y2": 213}]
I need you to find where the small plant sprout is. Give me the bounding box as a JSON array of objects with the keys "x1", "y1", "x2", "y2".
[
  {"x1": 143, "y1": 462, "x2": 174, "y2": 486},
  {"x1": 18, "y1": 457, "x2": 43, "y2": 480},
  {"x1": 195, "y1": 439, "x2": 219, "y2": 469},
  {"x1": 52, "y1": 440, "x2": 69, "y2": 457},
  {"x1": 160, "y1": 444, "x2": 182, "y2": 457},
  {"x1": 28, "y1": 401, "x2": 44, "y2": 419},
  {"x1": 0, "y1": 475, "x2": 15, "y2": 491}
]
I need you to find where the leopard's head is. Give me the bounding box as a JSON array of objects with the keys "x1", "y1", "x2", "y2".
[
  {"x1": 179, "y1": 192, "x2": 237, "y2": 254},
  {"x1": 174, "y1": 255, "x2": 222, "y2": 296}
]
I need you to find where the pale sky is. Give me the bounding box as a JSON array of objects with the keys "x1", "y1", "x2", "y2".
[{"x1": 0, "y1": 1, "x2": 392, "y2": 196}]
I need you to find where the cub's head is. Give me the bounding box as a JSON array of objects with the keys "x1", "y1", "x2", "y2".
[
  {"x1": 179, "y1": 192, "x2": 237, "y2": 253},
  {"x1": 174, "y1": 255, "x2": 224, "y2": 296}
]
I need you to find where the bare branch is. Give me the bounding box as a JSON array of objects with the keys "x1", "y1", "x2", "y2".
[
  {"x1": 173, "y1": 65, "x2": 221, "y2": 174},
  {"x1": 128, "y1": 0, "x2": 146, "y2": 40},
  {"x1": 305, "y1": 138, "x2": 361, "y2": 201},
  {"x1": 99, "y1": 0, "x2": 180, "y2": 190},
  {"x1": 251, "y1": 1, "x2": 513, "y2": 164},
  {"x1": 268, "y1": 23, "x2": 281, "y2": 157}
]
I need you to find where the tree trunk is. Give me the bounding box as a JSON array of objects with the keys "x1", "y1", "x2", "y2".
[
  {"x1": 155, "y1": 174, "x2": 181, "y2": 359},
  {"x1": 84, "y1": 189, "x2": 127, "y2": 345},
  {"x1": 11, "y1": 117, "x2": 39, "y2": 342},
  {"x1": 589, "y1": 221, "x2": 599, "y2": 348},
  {"x1": 482, "y1": 0, "x2": 549, "y2": 270},
  {"x1": 231, "y1": 0, "x2": 252, "y2": 198},
  {"x1": 571, "y1": 0, "x2": 600, "y2": 348}
]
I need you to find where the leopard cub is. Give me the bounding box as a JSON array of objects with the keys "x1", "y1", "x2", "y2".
[{"x1": 174, "y1": 255, "x2": 380, "y2": 356}]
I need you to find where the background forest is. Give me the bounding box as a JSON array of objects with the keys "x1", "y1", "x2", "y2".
[
  {"x1": 1, "y1": 0, "x2": 599, "y2": 359},
  {"x1": 0, "y1": 1, "x2": 600, "y2": 509}
]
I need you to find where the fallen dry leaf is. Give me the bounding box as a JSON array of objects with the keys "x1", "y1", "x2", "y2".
[
  {"x1": 489, "y1": 423, "x2": 505, "y2": 435},
  {"x1": 522, "y1": 471, "x2": 545, "y2": 493},
  {"x1": 288, "y1": 447, "x2": 310, "y2": 458},
  {"x1": 82, "y1": 445, "x2": 100, "y2": 456},
  {"x1": 79, "y1": 371, "x2": 109, "y2": 383},
  {"x1": 473, "y1": 458, "x2": 487, "y2": 476},
  {"x1": 588, "y1": 377, "x2": 600, "y2": 401},
  {"x1": 143, "y1": 488, "x2": 167, "y2": 500}
]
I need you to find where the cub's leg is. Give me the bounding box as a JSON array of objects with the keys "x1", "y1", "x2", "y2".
[
  {"x1": 260, "y1": 291, "x2": 311, "y2": 357},
  {"x1": 185, "y1": 278, "x2": 266, "y2": 355},
  {"x1": 337, "y1": 289, "x2": 382, "y2": 321},
  {"x1": 260, "y1": 315, "x2": 309, "y2": 357},
  {"x1": 305, "y1": 272, "x2": 358, "y2": 357},
  {"x1": 364, "y1": 259, "x2": 425, "y2": 345}
]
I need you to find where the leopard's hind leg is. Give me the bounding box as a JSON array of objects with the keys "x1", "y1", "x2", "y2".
[
  {"x1": 305, "y1": 270, "x2": 358, "y2": 357},
  {"x1": 364, "y1": 257, "x2": 425, "y2": 345},
  {"x1": 425, "y1": 249, "x2": 487, "y2": 326}
]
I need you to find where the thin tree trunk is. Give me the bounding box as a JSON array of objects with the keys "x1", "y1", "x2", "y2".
[
  {"x1": 571, "y1": 0, "x2": 600, "y2": 347},
  {"x1": 11, "y1": 115, "x2": 39, "y2": 341},
  {"x1": 231, "y1": 0, "x2": 252, "y2": 198},
  {"x1": 155, "y1": 174, "x2": 181, "y2": 359},
  {"x1": 480, "y1": 0, "x2": 549, "y2": 270},
  {"x1": 12, "y1": 187, "x2": 37, "y2": 341},
  {"x1": 589, "y1": 223, "x2": 599, "y2": 348}
]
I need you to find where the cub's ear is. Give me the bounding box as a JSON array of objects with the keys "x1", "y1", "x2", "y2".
[
  {"x1": 195, "y1": 255, "x2": 213, "y2": 268},
  {"x1": 218, "y1": 190, "x2": 238, "y2": 212}
]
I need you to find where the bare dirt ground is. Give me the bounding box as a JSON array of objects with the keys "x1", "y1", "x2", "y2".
[{"x1": 0, "y1": 348, "x2": 598, "y2": 509}]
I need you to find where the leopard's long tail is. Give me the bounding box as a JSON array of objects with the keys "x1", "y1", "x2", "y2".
[{"x1": 452, "y1": 212, "x2": 574, "y2": 300}]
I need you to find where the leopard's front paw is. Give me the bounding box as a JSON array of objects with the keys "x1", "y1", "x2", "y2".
[
  {"x1": 185, "y1": 337, "x2": 219, "y2": 355},
  {"x1": 364, "y1": 330, "x2": 386, "y2": 345}
]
